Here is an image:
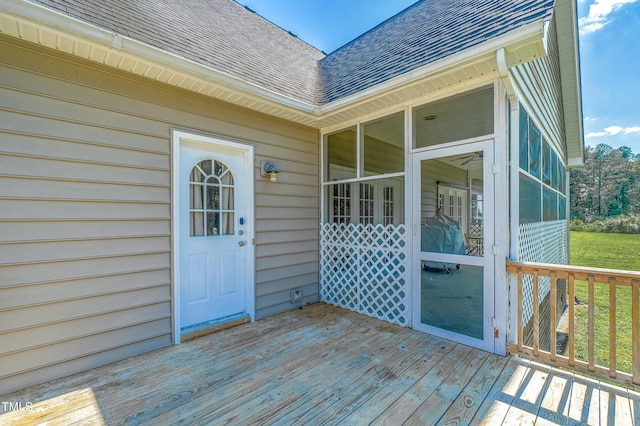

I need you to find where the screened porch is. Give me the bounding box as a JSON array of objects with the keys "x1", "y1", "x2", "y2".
[{"x1": 319, "y1": 85, "x2": 501, "y2": 351}]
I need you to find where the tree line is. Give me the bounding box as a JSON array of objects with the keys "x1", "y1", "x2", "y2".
[{"x1": 569, "y1": 144, "x2": 640, "y2": 232}]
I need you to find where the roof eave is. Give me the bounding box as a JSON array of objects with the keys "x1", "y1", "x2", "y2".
[
  {"x1": 2, "y1": 0, "x2": 557, "y2": 131},
  {"x1": 554, "y1": 0, "x2": 585, "y2": 167},
  {"x1": 315, "y1": 20, "x2": 550, "y2": 128},
  {"x1": 1, "y1": 0, "x2": 322, "y2": 124},
  {"x1": 323, "y1": 21, "x2": 549, "y2": 114}
]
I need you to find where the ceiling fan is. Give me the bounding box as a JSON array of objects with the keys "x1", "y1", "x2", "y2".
[{"x1": 458, "y1": 152, "x2": 483, "y2": 165}]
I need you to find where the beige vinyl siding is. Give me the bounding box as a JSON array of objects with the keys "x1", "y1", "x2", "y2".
[
  {"x1": 511, "y1": 16, "x2": 566, "y2": 160},
  {"x1": 0, "y1": 36, "x2": 319, "y2": 394}
]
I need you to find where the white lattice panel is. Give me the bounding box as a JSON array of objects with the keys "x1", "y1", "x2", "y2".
[
  {"x1": 320, "y1": 223, "x2": 408, "y2": 325},
  {"x1": 518, "y1": 220, "x2": 568, "y2": 323}
]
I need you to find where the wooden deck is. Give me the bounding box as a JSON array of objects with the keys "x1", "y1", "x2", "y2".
[{"x1": 1, "y1": 303, "x2": 639, "y2": 425}]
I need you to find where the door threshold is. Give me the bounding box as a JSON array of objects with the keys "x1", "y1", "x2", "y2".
[{"x1": 181, "y1": 312, "x2": 251, "y2": 342}]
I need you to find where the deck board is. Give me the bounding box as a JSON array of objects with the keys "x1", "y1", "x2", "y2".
[
  {"x1": 570, "y1": 375, "x2": 604, "y2": 425},
  {"x1": 407, "y1": 349, "x2": 490, "y2": 425},
  {"x1": 501, "y1": 361, "x2": 551, "y2": 424},
  {"x1": 537, "y1": 368, "x2": 573, "y2": 424},
  {"x1": 2, "y1": 303, "x2": 640, "y2": 425},
  {"x1": 469, "y1": 356, "x2": 530, "y2": 424},
  {"x1": 333, "y1": 337, "x2": 456, "y2": 425},
  {"x1": 435, "y1": 354, "x2": 510, "y2": 425},
  {"x1": 193, "y1": 320, "x2": 415, "y2": 425},
  {"x1": 370, "y1": 343, "x2": 473, "y2": 425},
  {"x1": 273, "y1": 334, "x2": 439, "y2": 425}
]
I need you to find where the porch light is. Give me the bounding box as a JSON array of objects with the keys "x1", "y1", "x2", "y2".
[{"x1": 261, "y1": 160, "x2": 280, "y2": 182}]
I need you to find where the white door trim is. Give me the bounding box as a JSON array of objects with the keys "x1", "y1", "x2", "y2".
[{"x1": 171, "y1": 130, "x2": 255, "y2": 344}]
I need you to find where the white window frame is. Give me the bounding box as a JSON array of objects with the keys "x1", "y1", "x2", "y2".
[
  {"x1": 327, "y1": 165, "x2": 404, "y2": 225},
  {"x1": 437, "y1": 183, "x2": 468, "y2": 233}
]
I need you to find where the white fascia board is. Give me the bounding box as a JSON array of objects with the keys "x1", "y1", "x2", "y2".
[
  {"x1": 318, "y1": 20, "x2": 547, "y2": 115},
  {"x1": 2, "y1": 0, "x2": 318, "y2": 114},
  {"x1": 542, "y1": 20, "x2": 551, "y2": 56},
  {"x1": 559, "y1": 0, "x2": 585, "y2": 164},
  {"x1": 568, "y1": 156, "x2": 584, "y2": 168}
]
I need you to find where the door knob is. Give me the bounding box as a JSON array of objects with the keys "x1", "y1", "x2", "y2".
[{"x1": 238, "y1": 241, "x2": 246, "y2": 247}]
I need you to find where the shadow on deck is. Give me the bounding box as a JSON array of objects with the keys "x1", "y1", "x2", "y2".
[{"x1": 1, "y1": 303, "x2": 639, "y2": 425}]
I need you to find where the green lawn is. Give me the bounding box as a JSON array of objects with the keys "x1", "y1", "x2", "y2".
[{"x1": 570, "y1": 231, "x2": 640, "y2": 373}]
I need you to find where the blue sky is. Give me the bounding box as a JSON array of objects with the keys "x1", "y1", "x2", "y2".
[
  {"x1": 242, "y1": 0, "x2": 640, "y2": 153},
  {"x1": 577, "y1": 0, "x2": 640, "y2": 152}
]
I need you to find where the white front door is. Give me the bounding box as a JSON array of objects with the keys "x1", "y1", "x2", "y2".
[{"x1": 176, "y1": 134, "x2": 253, "y2": 332}]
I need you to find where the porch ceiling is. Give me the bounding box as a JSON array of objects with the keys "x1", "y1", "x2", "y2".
[
  {"x1": 1, "y1": 303, "x2": 638, "y2": 424},
  {"x1": 0, "y1": 2, "x2": 548, "y2": 131}
]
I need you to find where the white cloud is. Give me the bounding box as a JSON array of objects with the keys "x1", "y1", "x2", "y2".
[
  {"x1": 579, "y1": 0, "x2": 638, "y2": 35},
  {"x1": 580, "y1": 22, "x2": 605, "y2": 33},
  {"x1": 585, "y1": 125, "x2": 640, "y2": 138},
  {"x1": 605, "y1": 125, "x2": 624, "y2": 135}
]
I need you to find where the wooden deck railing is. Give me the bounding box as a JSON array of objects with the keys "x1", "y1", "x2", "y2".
[{"x1": 507, "y1": 261, "x2": 640, "y2": 387}]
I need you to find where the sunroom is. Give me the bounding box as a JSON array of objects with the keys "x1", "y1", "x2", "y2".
[{"x1": 319, "y1": 73, "x2": 572, "y2": 356}]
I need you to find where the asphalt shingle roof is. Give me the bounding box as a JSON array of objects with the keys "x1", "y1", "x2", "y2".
[
  {"x1": 30, "y1": 0, "x2": 555, "y2": 106},
  {"x1": 31, "y1": 0, "x2": 325, "y2": 104},
  {"x1": 318, "y1": 0, "x2": 554, "y2": 103}
]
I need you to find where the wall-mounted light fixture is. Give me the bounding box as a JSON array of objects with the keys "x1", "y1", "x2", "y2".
[{"x1": 260, "y1": 160, "x2": 280, "y2": 182}]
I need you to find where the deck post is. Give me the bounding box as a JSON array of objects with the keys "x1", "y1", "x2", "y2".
[
  {"x1": 588, "y1": 275, "x2": 595, "y2": 373},
  {"x1": 609, "y1": 277, "x2": 616, "y2": 378},
  {"x1": 633, "y1": 280, "x2": 639, "y2": 384},
  {"x1": 550, "y1": 272, "x2": 557, "y2": 362},
  {"x1": 517, "y1": 267, "x2": 523, "y2": 352},
  {"x1": 568, "y1": 273, "x2": 575, "y2": 367},
  {"x1": 533, "y1": 269, "x2": 539, "y2": 357}
]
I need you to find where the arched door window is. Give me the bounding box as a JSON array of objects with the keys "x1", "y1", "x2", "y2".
[{"x1": 189, "y1": 159, "x2": 235, "y2": 236}]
